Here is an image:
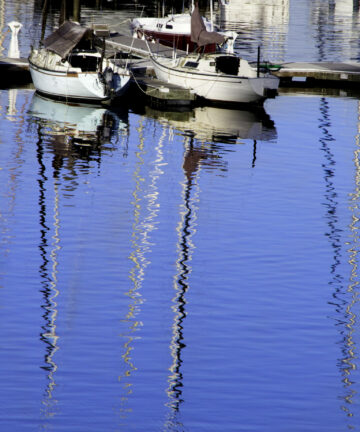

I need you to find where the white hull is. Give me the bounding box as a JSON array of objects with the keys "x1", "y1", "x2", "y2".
[
  {"x1": 29, "y1": 93, "x2": 127, "y2": 144},
  {"x1": 131, "y1": 13, "x2": 217, "y2": 37},
  {"x1": 151, "y1": 55, "x2": 278, "y2": 104},
  {"x1": 29, "y1": 49, "x2": 130, "y2": 102}
]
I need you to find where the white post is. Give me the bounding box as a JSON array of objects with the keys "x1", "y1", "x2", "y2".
[
  {"x1": 210, "y1": 0, "x2": 214, "y2": 32},
  {"x1": 7, "y1": 21, "x2": 22, "y2": 59}
]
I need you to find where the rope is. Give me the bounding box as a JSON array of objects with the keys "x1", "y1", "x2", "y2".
[{"x1": 129, "y1": 69, "x2": 159, "y2": 96}]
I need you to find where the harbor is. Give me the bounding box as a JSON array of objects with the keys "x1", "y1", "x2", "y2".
[
  {"x1": 2, "y1": 1, "x2": 360, "y2": 432},
  {"x1": 3, "y1": 33, "x2": 360, "y2": 105}
]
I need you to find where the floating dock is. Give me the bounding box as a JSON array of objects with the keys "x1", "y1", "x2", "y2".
[
  {"x1": 129, "y1": 73, "x2": 196, "y2": 106},
  {"x1": 273, "y1": 61, "x2": 360, "y2": 85}
]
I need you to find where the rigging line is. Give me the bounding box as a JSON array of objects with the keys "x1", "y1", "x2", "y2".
[{"x1": 129, "y1": 70, "x2": 160, "y2": 96}]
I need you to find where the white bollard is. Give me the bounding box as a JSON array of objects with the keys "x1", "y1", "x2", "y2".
[{"x1": 7, "y1": 21, "x2": 22, "y2": 59}]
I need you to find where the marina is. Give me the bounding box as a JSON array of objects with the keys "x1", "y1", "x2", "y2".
[
  {"x1": 2, "y1": 1, "x2": 360, "y2": 432},
  {"x1": 4, "y1": 55, "x2": 360, "y2": 108},
  {"x1": 3, "y1": 33, "x2": 360, "y2": 105}
]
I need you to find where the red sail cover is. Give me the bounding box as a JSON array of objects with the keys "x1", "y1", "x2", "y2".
[{"x1": 190, "y1": 4, "x2": 225, "y2": 47}]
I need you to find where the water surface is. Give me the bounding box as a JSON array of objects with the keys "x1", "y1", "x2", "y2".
[{"x1": 1, "y1": 1, "x2": 360, "y2": 431}]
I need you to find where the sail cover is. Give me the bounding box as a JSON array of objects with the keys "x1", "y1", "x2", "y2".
[
  {"x1": 191, "y1": 4, "x2": 225, "y2": 47},
  {"x1": 43, "y1": 21, "x2": 91, "y2": 58}
]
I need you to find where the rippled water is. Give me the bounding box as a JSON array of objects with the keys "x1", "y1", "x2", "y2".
[{"x1": 2, "y1": 1, "x2": 360, "y2": 431}]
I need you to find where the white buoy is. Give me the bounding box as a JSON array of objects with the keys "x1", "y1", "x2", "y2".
[{"x1": 7, "y1": 21, "x2": 22, "y2": 59}]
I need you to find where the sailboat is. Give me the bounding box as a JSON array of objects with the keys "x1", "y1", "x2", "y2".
[
  {"x1": 130, "y1": 1, "x2": 219, "y2": 53},
  {"x1": 28, "y1": 21, "x2": 131, "y2": 103},
  {"x1": 150, "y1": 5, "x2": 280, "y2": 104}
]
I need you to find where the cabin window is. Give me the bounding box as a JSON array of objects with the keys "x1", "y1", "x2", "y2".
[
  {"x1": 68, "y1": 54, "x2": 99, "y2": 72},
  {"x1": 165, "y1": 24, "x2": 173, "y2": 29},
  {"x1": 210, "y1": 62, "x2": 215, "y2": 67},
  {"x1": 215, "y1": 56, "x2": 240, "y2": 75},
  {"x1": 184, "y1": 61, "x2": 198, "y2": 68}
]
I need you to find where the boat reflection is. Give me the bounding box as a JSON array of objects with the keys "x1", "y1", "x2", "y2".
[
  {"x1": 218, "y1": 0, "x2": 289, "y2": 62},
  {"x1": 142, "y1": 104, "x2": 277, "y2": 144},
  {"x1": 28, "y1": 93, "x2": 128, "y2": 152}
]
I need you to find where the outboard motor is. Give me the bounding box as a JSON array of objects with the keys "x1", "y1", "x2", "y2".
[{"x1": 101, "y1": 67, "x2": 114, "y2": 94}]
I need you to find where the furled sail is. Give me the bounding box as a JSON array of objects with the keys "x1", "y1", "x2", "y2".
[{"x1": 190, "y1": 4, "x2": 225, "y2": 47}]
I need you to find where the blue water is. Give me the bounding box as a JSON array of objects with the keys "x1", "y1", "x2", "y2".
[{"x1": 2, "y1": 1, "x2": 360, "y2": 431}]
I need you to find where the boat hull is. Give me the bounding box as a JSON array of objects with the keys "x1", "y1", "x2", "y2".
[
  {"x1": 29, "y1": 56, "x2": 130, "y2": 102},
  {"x1": 151, "y1": 56, "x2": 272, "y2": 104}
]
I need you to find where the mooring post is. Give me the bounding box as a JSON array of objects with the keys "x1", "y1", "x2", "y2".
[
  {"x1": 73, "y1": 0, "x2": 81, "y2": 22},
  {"x1": 59, "y1": 0, "x2": 67, "y2": 26},
  {"x1": 257, "y1": 45, "x2": 260, "y2": 77},
  {"x1": 7, "y1": 21, "x2": 22, "y2": 58},
  {"x1": 40, "y1": 0, "x2": 48, "y2": 43}
]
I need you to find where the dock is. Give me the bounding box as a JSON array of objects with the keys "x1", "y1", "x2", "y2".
[
  {"x1": 0, "y1": 57, "x2": 31, "y2": 86},
  {"x1": 129, "y1": 73, "x2": 196, "y2": 106},
  {"x1": 273, "y1": 61, "x2": 360, "y2": 85}
]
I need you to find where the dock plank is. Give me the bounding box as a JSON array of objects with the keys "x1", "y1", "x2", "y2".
[{"x1": 274, "y1": 61, "x2": 360, "y2": 83}]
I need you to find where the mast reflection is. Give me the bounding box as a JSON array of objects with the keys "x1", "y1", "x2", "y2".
[
  {"x1": 165, "y1": 136, "x2": 200, "y2": 430},
  {"x1": 142, "y1": 104, "x2": 276, "y2": 170},
  {"x1": 119, "y1": 116, "x2": 167, "y2": 419},
  {"x1": 36, "y1": 121, "x2": 61, "y2": 421},
  {"x1": 319, "y1": 96, "x2": 360, "y2": 426},
  {"x1": 341, "y1": 100, "x2": 360, "y2": 425},
  {"x1": 28, "y1": 93, "x2": 129, "y2": 424}
]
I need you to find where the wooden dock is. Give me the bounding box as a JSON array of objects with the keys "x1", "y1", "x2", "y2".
[{"x1": 272, "y1": 61, "x2": 360, "y2": 85}]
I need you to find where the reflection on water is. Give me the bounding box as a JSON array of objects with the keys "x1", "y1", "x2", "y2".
[
  {"x1": 165, "y1": 136, "x2": 199, "y2": 430},
  {"x1": 4, "y1": 1, "x2": 360, "y2": 431},
  {"x1": 218, "y1": 0, "x2": 289, "y2": 62},
  {"x1": 319, "y1": 96, "x2": 360, "y2": 428},
  {"x1": 310, "y1": 0, "x2": 360, "y2": 61},
  {"x1": 29, "y1": 93, "x2": 128, "y2": 149},
  {"x1": 27, "y1": 94, "x2": 129, "y2": 193},
  {"x1": 143, "y1": 105, "x2": 276, "y2": 144},
  {"x1": 26, "y1": 93, "x2": 129, "y2": 424},
  {"x1": 38, "y1": 161, "x2": 60, "y2": 423},
  {"x1": 140, "y1": 104, "x2": 276, "y2": 171},
  {"x1": 338, "y1": 100, "x2": 360, "y2": 428}
]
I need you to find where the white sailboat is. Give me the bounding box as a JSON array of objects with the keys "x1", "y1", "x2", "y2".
[
  {"x1": 149, "y1": 5, "x2": 280, "y2": 104},
  {"x1": 29, "y1": 21, "x2": 131, "y2": 103}
]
